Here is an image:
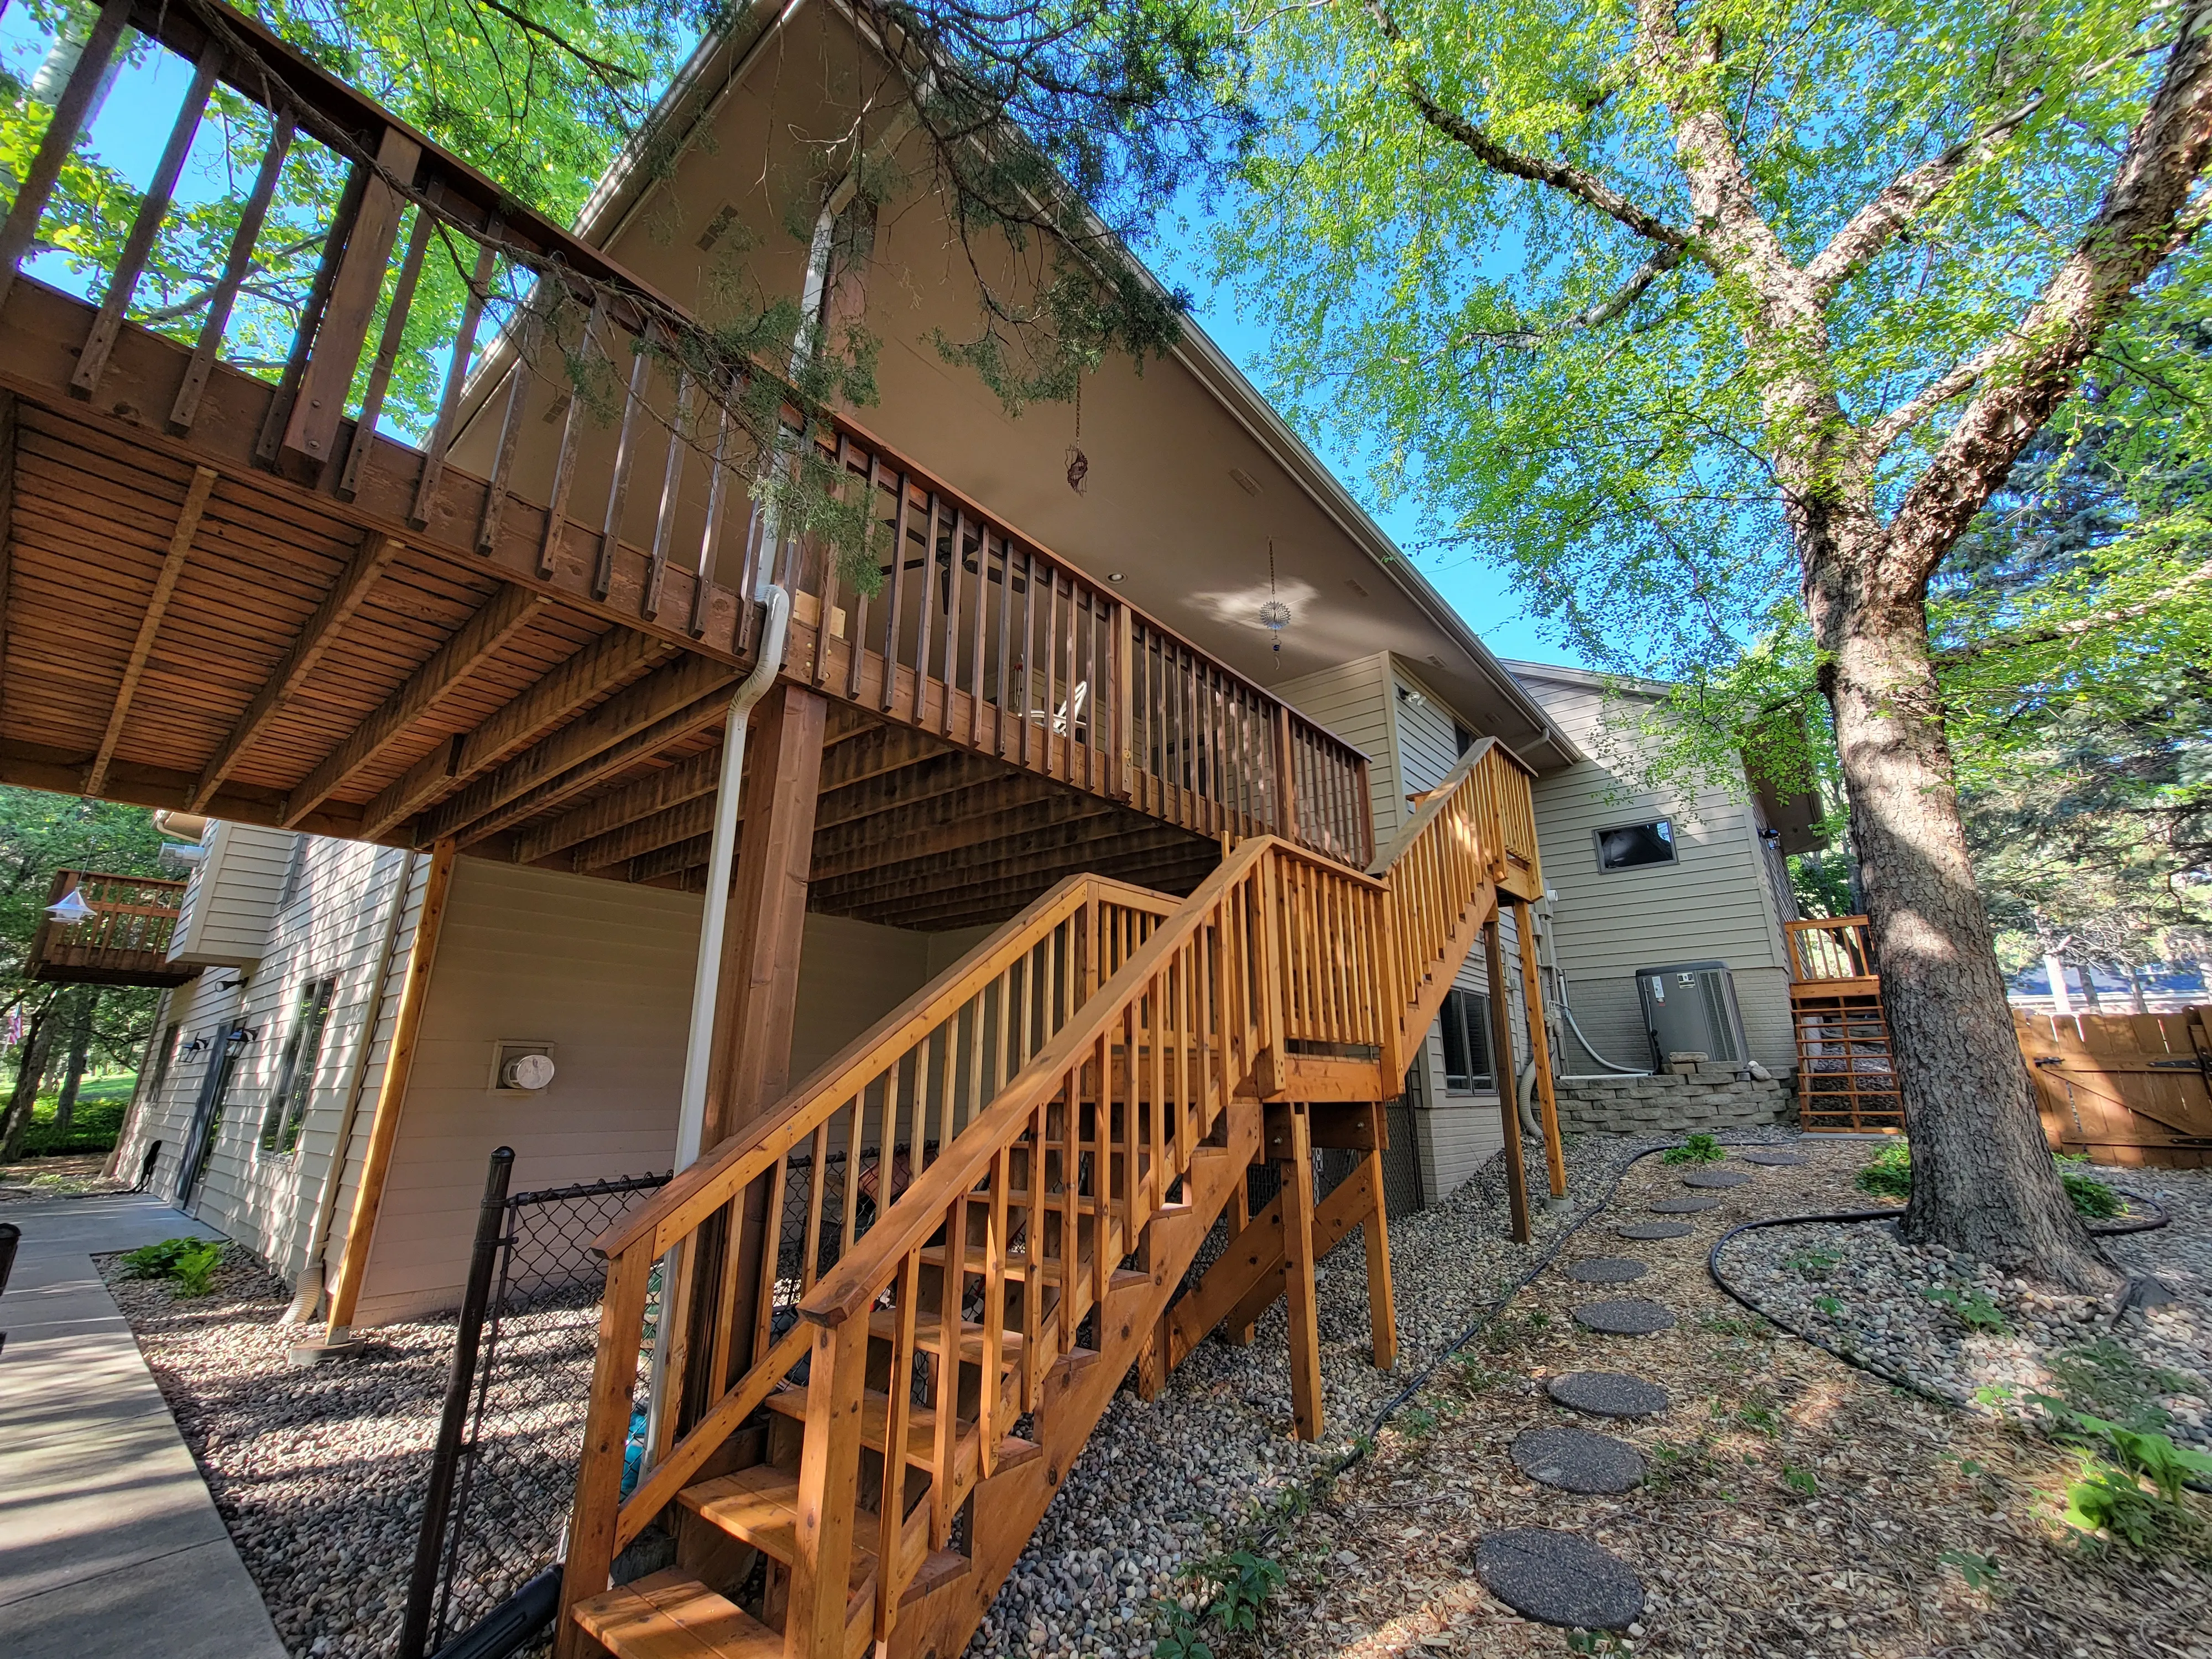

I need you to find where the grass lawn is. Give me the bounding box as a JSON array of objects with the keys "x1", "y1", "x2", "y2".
[{"x1": 7, "y1": 1072, "x2": 136, "y2": 1159}]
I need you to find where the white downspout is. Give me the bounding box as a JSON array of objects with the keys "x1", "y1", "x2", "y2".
[{"x1": 672, "y1": 585, "x2": 791, "y2": 1170}]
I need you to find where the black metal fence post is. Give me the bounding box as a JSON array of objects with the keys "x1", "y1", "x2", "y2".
[
  {"x1": 0, "y1": 1221, "x2": 19, "y2": 1298},
  {"x1": 399, "y1": 1146, "x2": 514, "y2": 1659}
]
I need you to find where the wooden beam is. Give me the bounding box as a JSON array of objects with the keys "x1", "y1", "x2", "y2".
[
  {"x1": 1359, "y1": 1140, "x2": 1397, "y2": 1369},
  {"x1": 827, "y1": 844, "x2": 1212, "y2": 930},
  {"x1": 397, "y1": 630, "x2": 689, "y2": 841},
  {"x1": 518, "y1": 744, "x2": 725, "y2": 866},
  {"x1": 86, "y1": 466, "x2": 217, "y2": 800},
  {"x1": 809, "y1": 749, "x2": 1018, "y2": 833},
  {"x1": 706, "y1": 682, "x2": 827, "y2": 1144},
  {"x1": 806, "y1": 773, "x2": 1078, "y2": 867},
  {"x1": 443, "y1": 666, "x2": 735, "y2": 848},
  {"x1": 0, "y1": 392, "x2": 15, "y2": 744},
  {"x1": 627, "y1": 831, "x2": 713, "y2": 886},
  {"x1": 325, "y1": 837, "x2": 455, "y2": 1335},
  {"x1": 282, "y1": 583, "x2": 549, "y2": 825},
  {"x1": 1279, "y1": 1101, "x2": 1324, "y2": 1442},
  {"x1": 808, "y1": 825, "x2": 1197, "y2": 911},
  {"x1": 571, "y1": 787, "x2": 718, "y2": 872},
  {"x1": 807, "y1": 794, "x2": 1123, "y2": 885},
  {"x1": 1511, "y1": 898, "x2": 1568, "y2": 1202},
  {"x1": 1485, "y1": 919, "x2": 1531, "y2": 1244},
  {"x1": 187, "y1": 529, "x2": 401, "y2": 808},
  {"x1": 1169, "y1": 1149, "x2": 1379, "y2": 1362}
]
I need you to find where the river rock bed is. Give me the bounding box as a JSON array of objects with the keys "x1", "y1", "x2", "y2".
[{"x1": 1715, "y1": 1166, "x2": 2212, "y2": 1450}]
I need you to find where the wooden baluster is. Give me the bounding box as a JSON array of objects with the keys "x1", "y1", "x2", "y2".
[
  {"x1": 254, "y1": 159, "x2": 372, "y2": 465},
  {"x1": 878, "y1": 1248, "x2": 920, "y2": 1639},
  {"x1": 475, "y1": 307, "x2": 542, "y2": 556},
  {"x1": 995, "y1": 532, "x2": 1016, "y2": 757},
  {"x1": 638, "y1": 372, "x2": 691, "y2": 623},
  {"x1": 170, "y1": 109, "x2": 294, "y2": 433},
  {"x1": 1019, "y1": 550, "x2": 1037, "y2": 769},
  {"x1": 969, "y1": 524, "x2": 991, "y2": 747},
  {"x1": 802, "y1": 1120, "x2": 832, "y2": 1290},
  {"x1": 880, "y1": 474, "x2": 912, "y2": 713},
  {"x1": 913, "y1": 497, "x2": 941, "y2": 725},
  {"x1": 848, "y1": 454, "x2": 885, "y2": 700},
  {"x1": 704, "y1": 1196, "x2": 743, "y2": 1405},
  {"x1": 1039, "y1": 564, "x2": 1060, "y2": 777},
  {"x1": 538, "y1": 294, "x2": 606, "y2": 579},
  {"x1": 281, "y1": 125, "x2": 425, "y2": 470},
  {"x1": 0, "y1": 0, "x2": 132, "y2": 312},
  {"x1": 982, "y1": 1142, "x2": 1009, "y2": 1467},
  {"x1": 930, "y1": 1186, "x2": 966, "y2": 1549},
  {"x1": 941, "y1": 511, "x2": 969, "y2": 738},
  {"x1": 336, "y1": 199, "x2": 435, "y2": 500},
  {"x1": 408, "y1": 209, "x2": 502, "y2": 525},
  {"x1": 592, "y1": 324, "x2": 655, "y2": 599},
  {"x1": 555, "y1": 1241, "x2": 653, "y2": 1657},
  {"x1": 72, "y1": 43, "x2": 223, "y2": 397},
  {"x1": 752, "y1": 1153, "x2": 789, "y2": 1363},
  {"x1": 842, "y1": 1089, "x2": 867, "y2": 1258},
  {"x1": 1020, "y1": 1100, "x2": 1043, "y2": 1410},
  {"x1": 692, "y1": 390, "x2": 734, "y2": 638}
]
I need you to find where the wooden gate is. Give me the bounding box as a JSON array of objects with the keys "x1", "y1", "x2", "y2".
[{"x1": 2016, "y1": 1006, "x2": 2212, "y2": 1168}]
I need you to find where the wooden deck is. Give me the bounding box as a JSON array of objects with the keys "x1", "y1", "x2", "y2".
[
  {"x1": 0, "y1": 0, "x2": 1378, "y2": 928},
  {"x1": 25, "y1": 868, "x2": 196, "y2": 988},
  {"x1": 1785, "y1": 915, "x2": 1904, "y2": 1133}
]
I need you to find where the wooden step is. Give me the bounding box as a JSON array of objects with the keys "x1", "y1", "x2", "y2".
[
  {"x1": 867, "y1": 1307, "x2": 1023, "y2": 1365},
  {"x1": 915, "y1": 1245, "x2": 1155, "y2": 1296},
  {"x1": 676, "y1": 1465, "x2": 968, "y2": 1608},
  {"x1": 571, "y1": 1567, "x2": 781, "y2": 1659},
  {"x1": 763, "y1": 1386, "x2": 1042, "y2": 1481}
]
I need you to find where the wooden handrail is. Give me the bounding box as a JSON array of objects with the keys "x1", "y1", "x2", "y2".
[
  {"x1": 29, "y1": 868, "x2": 191, "y2": 965},
  {"x1": 1785, "y1": 915, "x2": 1875, "y2": 984}
]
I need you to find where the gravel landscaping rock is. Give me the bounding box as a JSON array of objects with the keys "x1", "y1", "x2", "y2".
[
  {"x1": 1563, "y1": 1256, "x2": 1647, "y2": 1283},
  {"x1": 1571, "y1": 1298, "x2": 1677, "y2": 1335},
  {"x1": 1473, "y1": 1529, "x2": 1645, "y2": 1629},
  {"x1": 1616, "y1": 1222, "x2": 1693, "y2": 1239},
  {"x1": 1715, "y1": 1162, "x2": 2212, "y2": 1451},
  {"x1": 1508, "y1": 1425, "x2": 1645, "y2": 1494},
  {"x1": 1546, "y1": 1370, "x2": 1670, "y2": 1418}
]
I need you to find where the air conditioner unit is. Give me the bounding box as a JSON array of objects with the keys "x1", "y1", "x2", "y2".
[{"x1": 1634, "y1": 961, "x2": 1749, "y2": 1067}]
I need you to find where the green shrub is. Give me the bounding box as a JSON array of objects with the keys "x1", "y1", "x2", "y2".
[
  {"x1": 1662, "y1": 1133, "x2": 1725, "y2": 1166},
  {"x1": 118, "y1": 1236, "x2": 224, "y2": 1297},
  {"x1": 1922, "y1": 1285, "x2": 2009, "y2": 1333},
  {"x1": 1854, "y1": 1143, "x2": 2122, "y2": 1220}
]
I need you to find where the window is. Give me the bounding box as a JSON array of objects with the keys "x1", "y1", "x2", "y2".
[
  {"x1": 1594, "y1": 818, "x2": 1677, "y2": 872},
  {"x1": 1453, "y1": 722, "x2": 1476, "y2": 759},
  {"x1": 148, "y1": 1022, "x2": 181, "y2": 1099},
  {"x1": 1438, "y1": 989, "x2": 1494, "y2": 1093},
  {"x1": 260, "y1": 977, "x2": 337, "y2": 1154}
]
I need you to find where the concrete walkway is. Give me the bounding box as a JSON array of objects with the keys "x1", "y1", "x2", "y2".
[{"x1": 0, "y1": 1191, "x2": 287, "y2": 1659}]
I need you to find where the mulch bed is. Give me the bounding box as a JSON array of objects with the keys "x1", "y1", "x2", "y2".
[{"x1": 1246, "y1": 1138, "x2": 2212, "y2": 1658}]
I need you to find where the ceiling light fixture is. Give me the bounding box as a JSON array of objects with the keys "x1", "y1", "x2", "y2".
[
  {"x1": 1108, "y1": 572, "x2": 1125, "y2": 583},
  {"x1": 1258, "y1": 539, "x2": 1291, "y2": 662}
]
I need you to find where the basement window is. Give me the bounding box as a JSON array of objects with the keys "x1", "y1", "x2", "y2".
[
  {"x1": 1595, "y1": 818, "x2": 1677, "y2": 872},
  {"x1": 1438, "y1": 989, "x2": 1495, "y2": 1094}
]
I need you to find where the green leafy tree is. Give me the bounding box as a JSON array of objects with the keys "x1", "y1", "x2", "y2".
[{"x1": 1213, "y1": 0, "x2": 2212, "y2": 1288}]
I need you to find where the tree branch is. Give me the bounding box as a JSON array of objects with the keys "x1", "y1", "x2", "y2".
[
  {"x1": 1933, "y1": 554, "x2": 2212, "y2": 662},
  {"x1": 1888, "y1": 0, "x2": 2212, "y2": 589},
  {"x1": 1359, "y1": 0, "x2": 1701, "y2": 258},
  {"x1": 1855, "y1": 336, "x2": 2013, "y2": 465}
]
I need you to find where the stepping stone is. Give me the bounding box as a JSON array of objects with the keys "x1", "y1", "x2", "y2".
[
  {"x1": 1564, "y1": 1256, "x2": 1647, "y2": 1284},
  {"x1": 1681, "y1": 1168, "x2": 1751, "y2": 1188},
  {"x1": 1474, "y1": 1528, "x2": 1645, "y2": 1630},
  {"x1": 1572, "y1": 1298, "x2": 1676, "y2": 1335},
  {"x1": 1648, "y1": 1196, "x2": 1720, "y2": 1214},
  {"x1": 1511, "y1": 1425, "x2": 1647, "y2": 1493},
  {"x1": 1617, "y1": 1222, "x2": 1693, "y2": 1240},
  {"x1": 1548, "y1": 1370, "x2": 1671, "y2": 1419},
  {"x1": 1739, "y1": 1150, "x2": 1807, "y2": 1166}
]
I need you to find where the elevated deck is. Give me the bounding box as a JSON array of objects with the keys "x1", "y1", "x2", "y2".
[
  {"x1": 0, "y1": 0, "x2": 1383, "y2": 927},
  {"x1": 26, "y1": 869, "x2": 196, "y2": 988},
  {"x1": 1785, "y1": 915, "x2": 1902, "y2": 1132}
]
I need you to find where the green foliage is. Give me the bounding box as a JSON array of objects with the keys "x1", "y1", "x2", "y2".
[
  {"x1": 1153, "y1": 1548, "x2": 1285, "y2": 1655},
  {"x1": 2046, "y1": 1339, "x2": 2195, "y2": 1434},
  {"x1": 1854, "y1": 1141, "x2": 1913, "y2": 1200},
  {"x1": 1661, "y1": 1133, "x2": 1724, "y2": 1166},
  {"x1": 1784, "y1": 1248, "x2": 1840, "y2": 1280},
  {"x1": 1781, "y1": 1464, "x2": 1818, "y2": 1497},
  {"x1": 119, "y1": 1235, "x2": 225, "y2": 1296},
  {"x1": 1922, "y1": 1285, "x2": 2010, "y2": 1335},
  {"x1": 2060, "y1": 1171, "x2": 2124, "y2": 1220},
  {"x1": 1937, "y1": 1549, "x2": 2002, "y2": 1590},
  {"x1": 1812, "y1": 1295, "x2": 1841, "y2": 1317},
  {"x1": 18, "y1": 1082, "x2": 130, "y2": 1156}
]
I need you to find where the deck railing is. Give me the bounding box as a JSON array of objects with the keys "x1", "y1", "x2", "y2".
[
  {"x1": 27, "y1": 869, "x2": 193, "y2": 985},
  {"x1": 3, "y1": 0, "x2": 1373, "y2": 868},
  {"x1": 1785, "y1": 915, "x2": 1876, "y2": 985}
]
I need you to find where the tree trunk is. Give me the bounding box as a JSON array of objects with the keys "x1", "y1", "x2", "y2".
[
  {"x1": 2126, "y1": 962, "x2": 2148, "y2": 1015},
  {"x1": 0, "y1": 999, "x2": 58, "y2": 1162},
  {"x1": 54, "y1": 988, "x2": 93, "y2": 1134},
  {"x1": 2077, "y1": 964, "x2": 2104, "y2": 1012},
  {"x1": 1819, "y1": 582, "x2": 2117, "y2": 1292}
]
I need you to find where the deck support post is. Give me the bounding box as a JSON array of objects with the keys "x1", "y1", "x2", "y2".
[
  {"x1": 1484, "y1": 919, "x2": 1532, "y2": 1244},
  {"x1": 1222, "y1": 1156, "x2": 1256, "y2": 1345},
  {"x1": 1358, "y1": 1125, "x2": 1397, "y2": 1370},
  {"x1": 1509, "y1": 898, "x2": 1568, "y2": 1202},
  {"x1": 1277, "y1": 1100, "x2": 1324, "y2": 1442}
]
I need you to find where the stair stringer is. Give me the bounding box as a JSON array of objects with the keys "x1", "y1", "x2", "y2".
[{"x1": 885, "y1": 1094, "x2": 1267, "y2": 1659}]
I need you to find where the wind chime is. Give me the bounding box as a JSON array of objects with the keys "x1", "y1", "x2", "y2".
[
  {"x1": 1065, "y1": 372, "x2": 1089, "y2": 494},
  {"x1": 1258, "y1": 538, "x2": 1291, "y2": 666}
]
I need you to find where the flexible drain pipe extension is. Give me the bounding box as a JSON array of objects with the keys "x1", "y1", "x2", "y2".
[
  {"x1": 1557, "y1": 966, "x2": 1650, "y2": 1076},
  {"x1": 674, "y1": 583, "x2": 791, "y2": 1171}
]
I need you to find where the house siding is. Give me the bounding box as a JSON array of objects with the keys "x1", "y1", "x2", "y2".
[
  {"x1": 166, "y1": 821, "x2": 299, "y2": 968},
  {"x1": 1511, "y1": 667, "x2": 1797, "y2": 1074},
  {"x1": 1274, "y1": 654, "x2": 1397, "y2": 848}
]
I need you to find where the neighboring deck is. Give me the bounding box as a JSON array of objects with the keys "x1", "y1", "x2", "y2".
[
  {"x1": 1784, "y1": 916, "x2": 1903, "y2": 1133},
  {"x1": 0, "y1": 0, "x2": 1378, "y2": 928},
  {"x1": 25, "y1": 869, "x2": 196, "y2": 988}
]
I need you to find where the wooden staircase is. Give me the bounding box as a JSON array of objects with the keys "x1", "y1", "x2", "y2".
[
  {"x1": 1783, "y1": 916, "x2": 1905, "y2": 1132},
  {"x1": 553, "y1": 740, "x2": 1547, "y2": 1659}
]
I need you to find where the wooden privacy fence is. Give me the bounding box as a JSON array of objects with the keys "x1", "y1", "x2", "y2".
[{"x1": 2017, "y1": 1006, "x2": 2212, "y2": 1169}]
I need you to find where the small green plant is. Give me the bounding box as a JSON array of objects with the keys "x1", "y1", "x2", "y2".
[
  {"x1": 2046, "y1": 1340, "x2": 2194, "y2": 1433},
  {"x1": 1399, "y1": 1405, "x2": 1439, "y2": 1440},
  {"x1": 1922, "y1": 1285, "x2": 2010, "y2": 1334},
  {"x1": 1937, "y1": 1549, "x2": 2002, "y2": 1590},
  {"x1": 1662, "y1": 1133, "x2": 1725, "y2": 1166},
  {"x1": 2030, "y1": 1393, "x2": 2212, "y2": 1552},
  {"x1": 119, "y1": 1237, "x2": 224, "y2": 1297},
  {"x1": 1736, "y1": 1402, "x2": 1778, "y2": 1436},
  {"x1": 1782, "y1": 1464, "x2": 1819, "y2": 1496},
  {"x1": 1813, "y1": 1295, "x2": 1843, "y2": 1317},
  {"x1": 1565, "y1": 1631, "x2": 1631, "y2": 1654},
  {"x1": 1205, "y1": 1550, "x2": 1285, "y2": 1636},
  {"x1": 1785, "y1": 1247, "x2": 1840, "y2": 1280},
  {"x1": 1151, "y1": 1606, "x2": 1214, "y2": 1659},
  {"x1": 1854, "y1": 1141, "x2": 1913, "y2": 1199},
  {"x1": 2058, "y1": 1170, "x2": 2123, "y2": 1219}
]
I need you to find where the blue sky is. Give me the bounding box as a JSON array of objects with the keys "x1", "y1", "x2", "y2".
[{"x1": 5, "y1": 9, "x2": 1577, "y2": 666}]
